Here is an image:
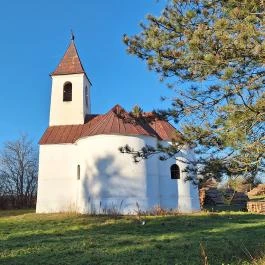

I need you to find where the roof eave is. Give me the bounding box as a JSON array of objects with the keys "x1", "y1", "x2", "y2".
[{"x1": 50, "y1": 72, "x2": 92, "y2": 86}]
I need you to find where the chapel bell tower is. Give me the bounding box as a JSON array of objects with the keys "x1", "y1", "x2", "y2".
[{"x1": 49, "y1": 35, "x2": 91, "y2": 126}]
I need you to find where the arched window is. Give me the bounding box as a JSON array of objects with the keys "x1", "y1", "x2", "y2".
[
  {"x1": 77, "y1": 165, "x2": 80, "y2": 180},
  {"x1": 170, "y1": 164, "x2": 180, "y2": 179},
  {"x1": 63, "y1": 82, "x2": 72, "y2": 101}
]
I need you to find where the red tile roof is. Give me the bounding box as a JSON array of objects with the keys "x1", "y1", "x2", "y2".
[
  {"x1": 39, "y1": 105, "x2": 179, "y2": 145},
  {"x1": 52, "y1": 41, "x2": 85, "y2": 76}
]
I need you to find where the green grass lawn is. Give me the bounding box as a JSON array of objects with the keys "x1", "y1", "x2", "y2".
[{"x1": 0, "y1": 210, "x2": 264, "y2": 265}]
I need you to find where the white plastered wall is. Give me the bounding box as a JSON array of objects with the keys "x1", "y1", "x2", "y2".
[
  {"x1": 177, "y1": 147, "x2": 201, "y2": 212},
  {"x1": 158, "y1": 141, "x2": 200, "y2": 212},
  {"x1": 36, "y1": 144, "x2": 78, "y2": 213},
  {"x1": 76, "y1": 135, "x2": 160, "y2": 214},
  {"x1": 36, "y1": 135, "x2": 200, "y2": 214}
]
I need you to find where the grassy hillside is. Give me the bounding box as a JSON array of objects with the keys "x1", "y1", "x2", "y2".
[{"x1": 0, "y1": 210, "x2": 264, "y2": 265}]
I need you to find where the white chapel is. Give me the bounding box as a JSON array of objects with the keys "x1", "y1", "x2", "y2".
[{"x1": 36, "y1": 38, "x2": 200, "y2": 214}]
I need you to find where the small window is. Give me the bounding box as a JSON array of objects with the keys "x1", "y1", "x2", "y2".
[
  {"x1": 170, "y1": 164, "x2": 180, "y2": 179},
  {"x1": 85, "y1": 86, "x2": 88, "y2": 107},
  {"x1": 77, "y1": 165, "x2": 80, "y2": 180},
  {"x1": 63, "y1": 82, "x2": 72, "y2": 101}
]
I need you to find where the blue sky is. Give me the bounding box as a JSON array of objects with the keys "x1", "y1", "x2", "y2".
[{"x1": 0, "y1": 0, "x2": 172, "y2": 146}]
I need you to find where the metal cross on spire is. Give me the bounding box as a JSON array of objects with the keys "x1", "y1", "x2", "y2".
[{"x1": 71, "y1": 30, "x2": 75, "y2": 42}]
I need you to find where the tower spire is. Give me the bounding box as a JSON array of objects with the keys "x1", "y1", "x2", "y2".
[
  {"x1": 51, "y1": 36, "x2": 85, "y2": 76},
  {"x1": 49, "y1": 37, "x2": 91, "y2": 126}
]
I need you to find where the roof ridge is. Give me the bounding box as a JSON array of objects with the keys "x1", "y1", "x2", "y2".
[
  {"x1": 135, "y1": 116, "x2": 161, "y2": 138},
  {"x1": 102, "y1": 111, "x2": 115, "y2": 134},
  {"x1": 86, "y1": 113, "x2": 110, "y2": 136}
]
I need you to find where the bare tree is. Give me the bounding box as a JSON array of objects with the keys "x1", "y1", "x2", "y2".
[{"x1": 0, "y1": 135, "x2": 38, "y2": 208}]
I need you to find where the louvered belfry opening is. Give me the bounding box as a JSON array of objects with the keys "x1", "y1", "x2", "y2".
[{"x1": 63, "y1": 82, "x2": 72, "y2": 102}]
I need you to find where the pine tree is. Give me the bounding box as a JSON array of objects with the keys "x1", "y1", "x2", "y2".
[{"x1": 123, "y1": 0, "x2": 265, "y2": 180}]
